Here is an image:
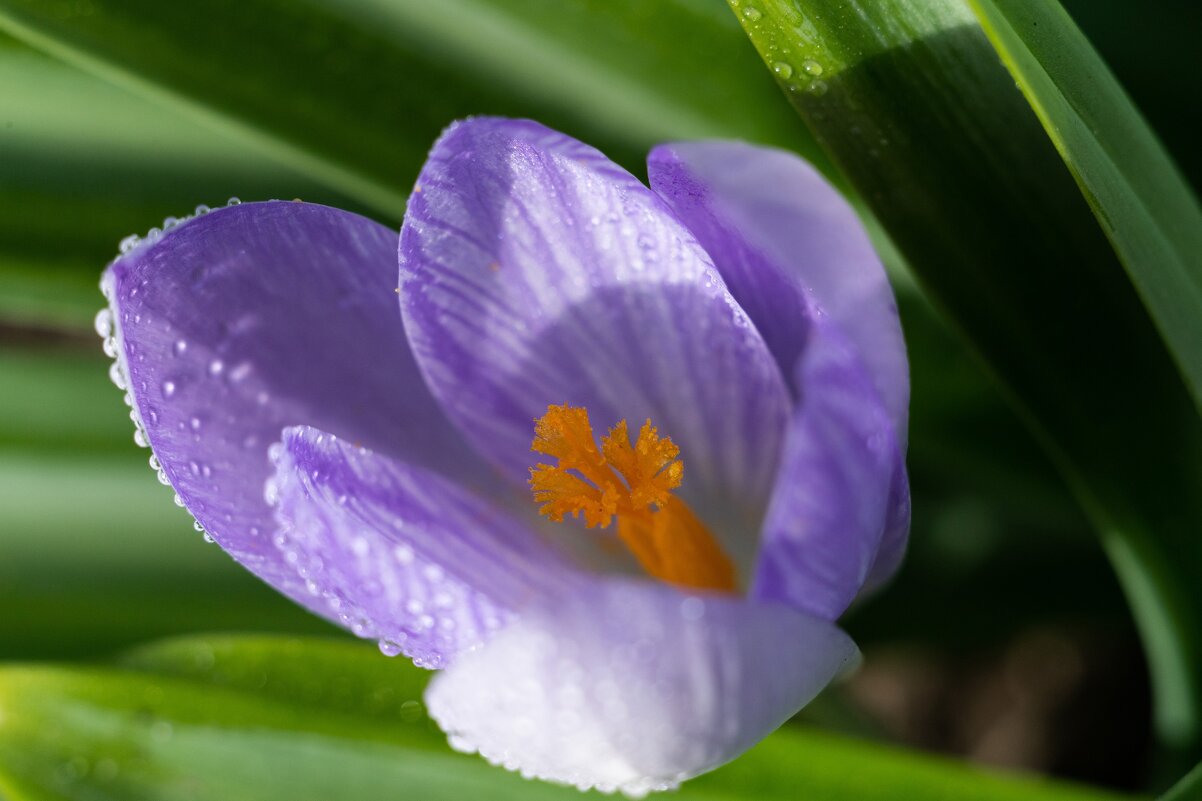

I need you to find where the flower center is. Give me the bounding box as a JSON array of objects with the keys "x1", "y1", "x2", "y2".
[{"x1": 528, "y1": 404, "x2": 737, "y2": 592}]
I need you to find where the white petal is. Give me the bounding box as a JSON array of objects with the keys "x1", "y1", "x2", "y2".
[{"x1": 425, "y1": 578, "x2": 857, "y2": 796}]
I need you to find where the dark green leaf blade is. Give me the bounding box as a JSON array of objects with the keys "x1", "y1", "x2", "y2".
[
  {"x1": 0, "y1": 635, "x2": 1139, "y2": 801},
  {"x1": 727, "y1": 0, "x2": 1202, "y2": 760},
  {"x1": 965, "y1": 0, "x2": 1202, "y2": 416},
  {"x1": 1159, "y1": 760, "x2": 1202, "y2": 801},
  {"x1": 0, "y1": 0, "x2": 824, "y2": 218}
]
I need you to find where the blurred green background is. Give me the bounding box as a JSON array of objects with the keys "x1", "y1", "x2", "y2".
[{"x1": 0, "y1": 0, "x2": 1197, "y2": 796}]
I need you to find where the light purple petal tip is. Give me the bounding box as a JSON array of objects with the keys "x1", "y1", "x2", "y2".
[
  {"x1": 426, "y1": 578, "x2": 857, "y2": 795},
  {"x1": 271, "y1": 426, "x2": 576, "y2": 668},
  {"x1": 103, "y1": 201, "x2": 483, "y2": 625},
  {"x1": 399, "y1": 118, "x2": 792, "y2": 558}
]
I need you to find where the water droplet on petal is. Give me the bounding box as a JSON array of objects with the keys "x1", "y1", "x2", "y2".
[
  {"x1": 378, "y1": 639, "x2": 403, "y2": 657},
  {"x1": 162, "y1": 380, "x2": 177, "y2": 398},
  {"x1": 773, "y1": 61, "x2": 793, "y2": 79},
  {"x1": 802, "y1": 59, "x2": 824, "y2": 76},
  {"x1": 94, "y1": 308, "x2": 113, "y2": 338},
  {"x1": 108, "y1": 362, "x2": 127, "y2": 390}
]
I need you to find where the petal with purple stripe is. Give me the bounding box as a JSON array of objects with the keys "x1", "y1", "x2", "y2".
[
  {"x1": 103, "y1": 201, "x2": 485, "y2": 626},
  {"x1": 426, "y1": 577, "x2": 856, "y2": 795},
  {"x1": 752, "y1": 325, "x2": 900, "y2": 619},
  {"x1": 399, "y1": 118, "x2": 791, "y2": 547},
  {"x1": 271, "y1": 426, "x2": 575, "y2": 668},
  {"x1": 648, "y1": 141, "x2": 911, "y2": 593}
]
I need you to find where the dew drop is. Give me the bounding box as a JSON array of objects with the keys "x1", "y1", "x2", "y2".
[
  {"x1": 400, "y1": 700, "x2": 423, "y2": 722},
  {"x1": 194, "y1": 203, "x2": 211, "y2": 215},
  {"x1": 108, "y1": 362, "x2": 127, "y2": 389},
  {"x1": 229, "y1": 361, "x2": 252, "y2": 382},
  {"x1": 118, "y1": 234, "x2": 140, "y2": 254},
  {"x1": 133, "y1": 429, "x2": 149, "y2": 448},
  {"x1": 173, "y1": 339, "x2": 188, "y2": 357},
  {"x1": 162, "y1": 380, "x2": 177, "y2": 398},
  {"x1": 807, "y1": 79, "x2": 829, "y2": 97},
  {"x1": 227, "y1": 196, "x2": 242, "y2": 206},
  {"x1": 208, "y1": 359, "x2": 224, "y2": 376},
  {"x1": 94, "y1": 308, "x2": 113, "y2": 338},
  {"x1": 378, "y1": 639, "x2": 403, "y2": 657},
  {"x1": 772, "y1": 61, "x2": 793, "y2": 79},
  {"x1": 802, "y1": 59, "x2": 824, "y2": 77},
  {"x1": 742, "y1": 6, "x2": 762, "y2": 21}
]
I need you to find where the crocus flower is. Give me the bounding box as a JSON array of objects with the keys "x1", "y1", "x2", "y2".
[{"x1": 98, "y1": 118, "x2": 909, "y2": 795}]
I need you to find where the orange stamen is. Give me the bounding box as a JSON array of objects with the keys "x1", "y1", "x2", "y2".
[{"x1": 529, "y1": 404, "x2": 737, "y2": 592}]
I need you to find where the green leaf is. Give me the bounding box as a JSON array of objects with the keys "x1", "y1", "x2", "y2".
[
  {"x1": 0, "y1": 0, "x2": 824, "y2": 219},
  {"x1": 1159, "y1": 761, "x2": 1202, "y2": 801},
  {"x1": 0, "y1": 344, "x2": 329, "y2": 659},
  {"x1": 0, "y1": 36, "x2": 360, "y2": 330},
  {"x1": 0, "y1": 635, "x2": 1139, "y2": 801},
  {"x1": 965, "y1": 0, "x2": 1202, "y2": 421},
  {"x1": 727, "y1": 0, "x2": 1202, "y2": 760},
  {"x1": 0, "y1": 453, "x2": 332, "y2": 660}
]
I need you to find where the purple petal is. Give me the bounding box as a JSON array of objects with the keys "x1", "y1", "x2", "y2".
[
  {"x1": 399, "y1": 119, "x2": 791, "y2": 550},
  {"x1": 646, "y1": 141, "x2": 909, "y2": 442},
  {"x1": 752, "y1": 325, "x2": 901, "y2": 619},
  {"x1": 271, "y1": 426, "x2": 575, "y2": 669},
  {"x1": 103, "y1": 201, "x2": 486, "y2": 624},
  {"x1": 426, "y1": 578, "x2": 856, "y2": 794},
  {"x1": 648, "y1": 141, "x2": 911, "y2": 594}
]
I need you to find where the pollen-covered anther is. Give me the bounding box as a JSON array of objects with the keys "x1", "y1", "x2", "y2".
[{"x1": 529, "y1": 404, "x2": 736, "y2": 592}]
